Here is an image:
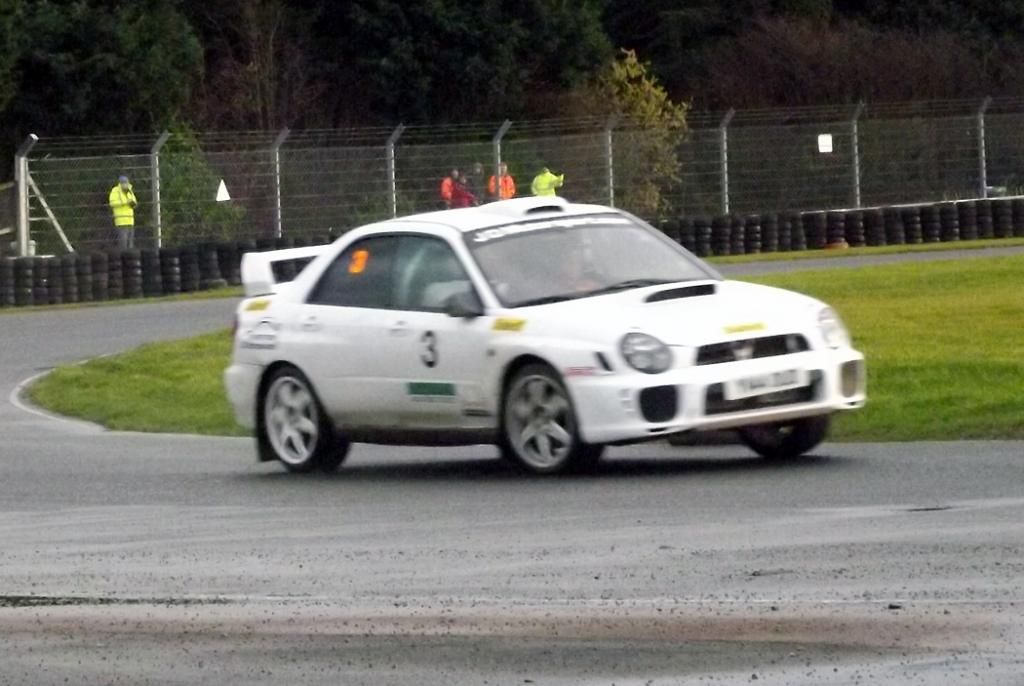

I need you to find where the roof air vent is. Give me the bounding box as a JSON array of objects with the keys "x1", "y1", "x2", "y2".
[{"x1": 525, "y1": 205, "x2": 566, "y2": 215}]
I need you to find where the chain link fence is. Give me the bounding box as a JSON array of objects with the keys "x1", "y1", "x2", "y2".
[{"x1": 10, "y1": 98, "x2": 1024, "y2": 255}]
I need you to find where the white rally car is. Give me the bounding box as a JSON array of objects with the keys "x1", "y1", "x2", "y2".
[{"x1": 225, "y1": 197, "x2": 865, "y2": 474}]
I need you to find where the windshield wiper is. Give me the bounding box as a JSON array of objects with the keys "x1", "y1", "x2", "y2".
[{"x1": 584, "y1": 278, "x2": 678, "y2": 297}]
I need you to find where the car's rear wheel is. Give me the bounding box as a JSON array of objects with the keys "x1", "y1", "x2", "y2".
[
  {"x1": 259, "y1": 365, "x2": 349, "y2": 473},
  {"x1": 738, "y1": 415, "x2": 830, "y2": 460},
  {"x1": 500, "y1": 363, "x2": 604, "y2": 474}
]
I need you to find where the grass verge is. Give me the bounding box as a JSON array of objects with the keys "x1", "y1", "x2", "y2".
[
  {"x1": 749, "y1": 254, "x2": 1024, "y2": 441},
  {"x1": 27, "y1": 254, "x2": 1024, "y2": 441},
  {"x1": 0, "y1": 286, "x2": 243, "y2": 315},
  {"x1": 707, "y1": 237, "x2": 1024, "y2": 265},
  {"x1": 28, "y1": 331, "x2": 245, "y2": 436}
]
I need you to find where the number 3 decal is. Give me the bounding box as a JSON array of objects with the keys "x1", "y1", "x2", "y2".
[
  {"x1": 348, "y1": 249, "x2": 369, "y2": 274},
  {"x1": 420, "y1": 331, "x2": 438, "y2": 368}
]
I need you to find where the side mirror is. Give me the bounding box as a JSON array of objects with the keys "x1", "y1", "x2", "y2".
[{"x1": 445, "y1": 290, "x2": 484, "y2": 319}]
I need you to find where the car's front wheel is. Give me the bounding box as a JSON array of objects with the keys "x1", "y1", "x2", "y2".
[
  {"x1": 500, "y1": 363, "x2": 604, "y2": 474},
  {"x1": 259, "y1": 365, "x2": 349, "y2": 473},
  {"x1": 738, "y1": 415, "x2": 831, "y2": 460}
]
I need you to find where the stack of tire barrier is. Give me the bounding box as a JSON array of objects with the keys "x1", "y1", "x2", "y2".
[
  {"x1": 199, "y1": 243, "x2": 228, "y2": 290},
  {"x1": 761, "y1": 213, "x2": 779, "y2": 253},
  {"x1": 1013, "y1": 198, "x2": 1024, "y2": 237},
  {"x1": 845, "y1": 211, "x2": 866, "y2": 247},
  {"x1": 122, "y1": 250, "x2": 143, "y2": 298},
  {"x1": 976, "y1": 200, "x2": 994, "y2": 239},
  {"x1": 32, "y1": 258, "x2": 49, "y2": 305},
  {"x1": 107, "y1": 250, "x2": 124, "y2": 300},
  {"x1": 994, "y1": 198, "x2": 1014, "y2": 239},
  {"x1": 921, "y1": 205, "x2": 941, "y2": 243},
  {"x1": 0, "y1": 258, "x2": 13, "y2": 308},
  {"x1": 729, "y1": 215, "x2": 745, "y2": 255},
  {"x1": 179, "y1": 244, "x2": 200, "y2": 292},
  {"x1": 91, "y1": 252, "x2": 109, "y2": 301},
  {"x1": 937, "y1": 203, "x2": 958, "y2": 242},
  {"x1": 60, "y1": 255, "x2": 78, "y2": 304},
  {"x1": 958, "y1": 201, "x2": 978, "y2": 240},
  {"x1": 141, "y1": 249, "x2": 162, "y2": 297},
  {"x1": 160, "y1": 247, "x2": 182, "y2": 295},
  {"x1": 44, "y1": 259, "x2": 62, "y2": 305},
  {"x1": 864, "y1": 209, "x2": 885, "y2": 246},
  {"x1": 665, "y1": 194, "x2": 1024, "y2": 257},
  {"x1": 743, "y1": 215, "x2": 761, "y2": 254},
  {"x1": 2, "y1": 200, "x2": 1020, "y2": 311},
  {"x1": 693, "y1": 217, "x2": 712, "y2": 257},
  {"x1": 902, "y1": 206, "x2": 923, "y2": 243},
  {"x1": 803, "y1": 212, "x2": 826, "y2": 250},
  {"x1": 825, "y1": 212, "x2": 845, "y2": 247},
  {"x1": 217, "y1": 242, "x2": 242, "y2": 286},
  {"x1": 678, "y1": 218, "x2": 696, "y2": 254},
  {"x1": 14, "y1": 257, "x2": 33, "y2": 307},
  {"x1": 711, "y1": 216, "x2": 730, "y2": 256},
  {"x1": 776, "y1": 213, "x2": 791, "y2": 251}
]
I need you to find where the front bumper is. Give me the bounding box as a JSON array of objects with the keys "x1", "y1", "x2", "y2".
[
  {"x1": 570, "y1": 349, "x2": 865, "y2": 444},
  {"x1": 224, "y1": 362, "x2": 263, "y2": 430}
]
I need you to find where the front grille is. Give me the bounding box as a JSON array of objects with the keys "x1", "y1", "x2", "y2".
[
  {"x1": 704, "y1": 370, "x2": 822, "y2": 416},
  {"x1": 639, "y1": 385, "x2": 678, "y2": 423},
  {"x1": 696, "y1": 334, "x2": 810, "y2": 366}
]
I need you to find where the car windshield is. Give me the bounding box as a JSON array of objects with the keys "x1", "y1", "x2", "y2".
[{"x1": 465, "y1": 214, "x2": 718, "y2": 307}]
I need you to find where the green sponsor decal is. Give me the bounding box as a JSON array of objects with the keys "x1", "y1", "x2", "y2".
[{"x1": 406, "y1": 382, "x2": 457, "y2": 397}]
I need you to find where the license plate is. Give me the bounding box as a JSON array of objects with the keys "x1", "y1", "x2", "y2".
[{"x1": 724, "y1": 368, "x2": 808, "y2": 401}]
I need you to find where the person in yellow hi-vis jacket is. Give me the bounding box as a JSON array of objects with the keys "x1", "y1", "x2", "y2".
[
  {"x1": 108, "y1": 174, "x2": 138, "y2": 249},
  {"x1": 531, "y1": 166, "x2": 564, "y2": 196}
]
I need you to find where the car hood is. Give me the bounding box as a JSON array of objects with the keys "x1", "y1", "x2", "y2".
[{"x1": 517, "y1": 280, "x2": 824, "y2": 346}]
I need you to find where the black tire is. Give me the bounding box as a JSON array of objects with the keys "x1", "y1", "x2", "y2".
[
  {"x1": 257, "y1": 365, "x2": 349, "y2": 473},
  {"x1": 499, "y1": 363, "x2": 604, "y2": 474},
  {"x1": 738, "y1": 415, "x2": 831, "y2": 460}
]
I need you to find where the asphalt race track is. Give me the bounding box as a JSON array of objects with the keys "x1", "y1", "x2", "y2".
[{"x1": 1, "y1": 249, "x2": 1023, "y2": 685}]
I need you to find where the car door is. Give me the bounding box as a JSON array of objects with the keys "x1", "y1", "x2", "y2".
[
  {"x1": 387, "y1": 235, "x2": 493, "y2": 428},
  {"x1": 287, "y1": 235, "x2": 407, "y2": 428}
]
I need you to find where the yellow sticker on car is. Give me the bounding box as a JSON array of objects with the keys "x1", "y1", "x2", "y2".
[
  {"x1": 245, "y1": 299, "x2": 271, "y2": 312},
  {"x1": 724, "y1": 322, "x2": 765, "y2": 334},
  {"x1": 492, "y1": 317, "x2": 526, "y2": 332}
]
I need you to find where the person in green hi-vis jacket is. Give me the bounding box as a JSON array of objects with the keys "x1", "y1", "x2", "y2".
[
  {"x1": 108, "y1": 174, "x2": 139, "y2": 249},
  {"x1": 531, "y1": 167, "x2": 564, "y2": 196}
]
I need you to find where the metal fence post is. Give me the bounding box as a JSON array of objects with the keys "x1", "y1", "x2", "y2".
[
  {"x1": 850, "y1": 101, "x2": 865, "y2": 208},
  {"x1": 492, "y1": 120, "x2": 512, "y2": 201},
  {"x1": 150, "y1": 131, "x2": 170, "y2": 248},
  {"x1": 605, "y1": 115, "x2": 619, "y2": 207},
  {"x1": 14, "y1": 134, "x2": 38, "y2": 257},
  {"x1": 977, "y1": 97, "x2": 992, "y2": 198},
  {"x1": 386, "y1": 124, "x2": 406, "y2": 217},
  {"x1": 272, "y1": 128, "x2": 290, "y2": 238},
  {"x1": 719, "y1": 110, "x2": 735, "y2": 215}
]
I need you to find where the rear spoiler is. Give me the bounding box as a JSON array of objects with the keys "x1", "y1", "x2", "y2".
[{"x1": 240, "y1": 245, "x2": 330, "y2": 297}]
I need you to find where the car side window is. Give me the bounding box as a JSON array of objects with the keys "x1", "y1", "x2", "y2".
[
  {"x1": 307, "y1": 236, "x2": 399, "y2": 308},
  {"x1": 394, "y1": 236, "x2": 476, "y2": 312}
]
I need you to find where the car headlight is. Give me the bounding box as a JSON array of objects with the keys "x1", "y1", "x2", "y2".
[
  {"x1": 620, "y1": 332, "x2": 673, "y2": 374},
  {"x1": 818, "y1": 307, "x2": 850, "y2": 348}
]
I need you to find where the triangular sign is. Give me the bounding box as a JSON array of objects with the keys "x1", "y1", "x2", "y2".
[{"x1": 216, "y1": 179, "x2": 231, "y2": 202}]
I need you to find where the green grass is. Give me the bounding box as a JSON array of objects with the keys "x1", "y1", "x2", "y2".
[
  {"x1": 707, "y1": 237, "x2": 1024, "y2": 265},
  {"x1": 27, "y1": 253, "x2": 1024, "y2": 441},
  {"x1": 29, "y1": 331, "x2": 245, "y2": 436},
  {"x1": 0, "y1": 286, "x2": 243, "y2": 315},
  {"x1": 746, "y1": 254, "x2": 1024, "y2": 441}
]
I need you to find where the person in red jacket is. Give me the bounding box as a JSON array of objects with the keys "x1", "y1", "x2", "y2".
[
  {"x1": 449, "y1": 172, "x2": 477, "y2": 208},
  {"x1": 439, "y1": 168, "x2": 459, "y2": 208}
]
